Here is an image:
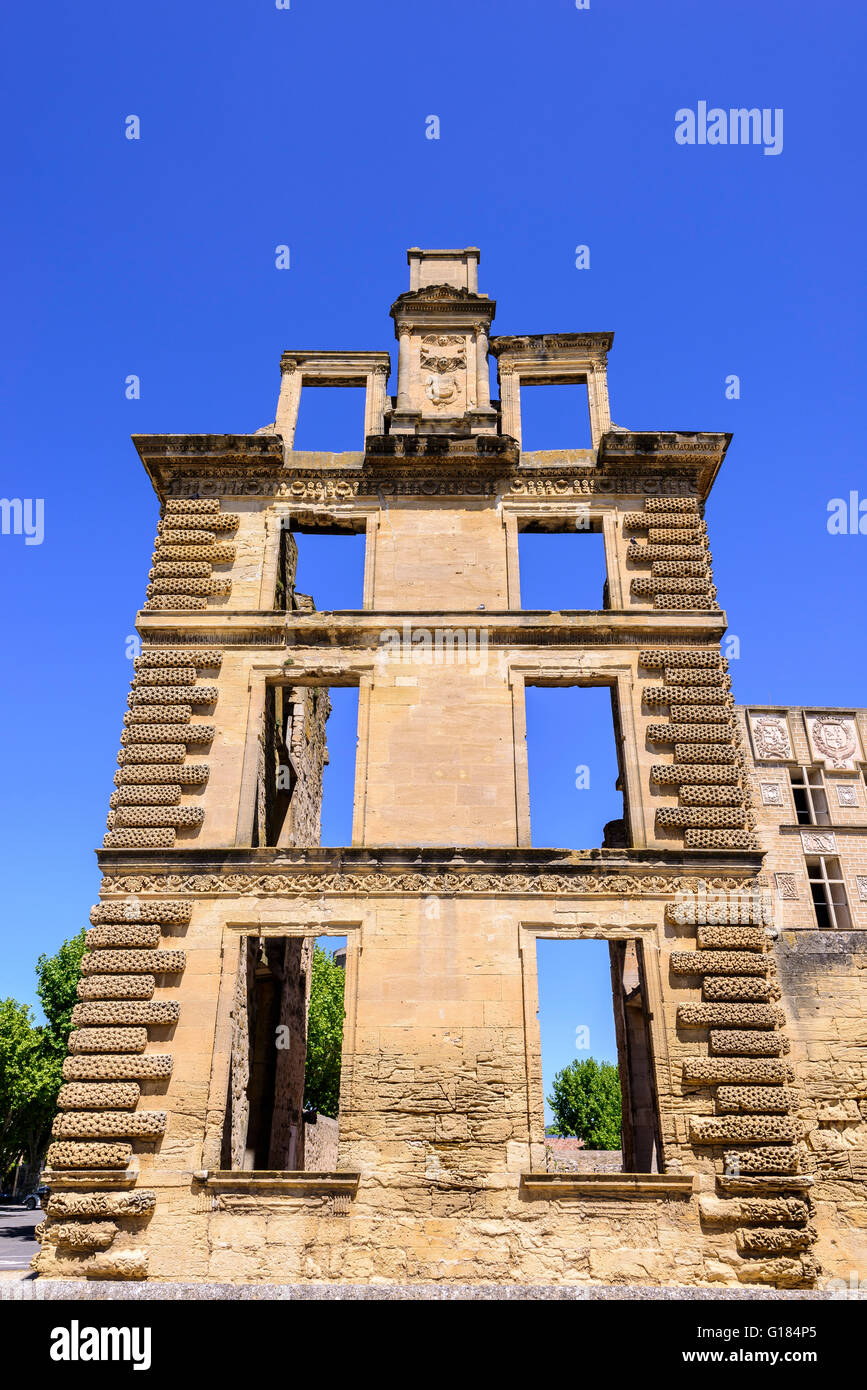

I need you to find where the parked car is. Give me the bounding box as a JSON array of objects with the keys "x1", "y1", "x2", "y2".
[{"x1": 22, "y1": 1185, "x2": 48, "y2": 1211}]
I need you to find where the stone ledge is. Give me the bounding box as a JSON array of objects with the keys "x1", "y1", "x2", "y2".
[
  {"x1": 716, "y1": 1175, "x2": 814, "y2": 1194},
  {"x1": 197, "y1": 1170, "x2": 359, "y2": 1195},
  {"x1": 42, "y1": 1169, "x2": 139, "y2": 1190},
  {"x1": 12, "y1": 1281, "x2": 858, "y2": 1301},
  {"x1": 520, "y1": 1172, "x2": 695, "y2": 1197}
]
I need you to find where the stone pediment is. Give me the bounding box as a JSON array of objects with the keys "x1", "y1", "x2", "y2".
[{"x1": 390, "y1": 283, "x2": 494, "y2": 316}]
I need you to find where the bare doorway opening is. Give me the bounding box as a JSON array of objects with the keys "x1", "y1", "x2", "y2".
[
  {"x1": 517, "y1": 526, "x2": 608, "y2": 610},
  {"x1": 525, "y1": 685, "x2": 627, "y2": 848},
  {"x1": 221, "y1": 933, "x2": 347, "y2": 1173},
  {"x1": 519, "y1": 382, "x2": 593, "y2": 451},
  {"x1": 293, "y1": 385, "x2": 367, "y2": 452},
  {"x1": 253, "y1": 685, "x2": 358, "y2": 849},
  {"x1": 537, "y1": 937, "x2": 661, "y2": 1174},
  {"x1": 277, "y1": 522, "x2": 366, "y2": 612}
]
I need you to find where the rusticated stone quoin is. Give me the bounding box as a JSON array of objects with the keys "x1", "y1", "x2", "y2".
[
  {"x1": 670, "y1": 951, "x2": 769, "y2": 977},
  {"x1": 45, "y1": 1190, "x2": 157, "y2": 1219},
  {"x1": 45, "y1": 1141, "x2": 132, "y2": 1169},
  {"x1": 682, "y1": 1058, "x2": 794, "y2": 1086},
  {"x1": 89, "y1": 901, "x2": 191, "y2": 926},
  {"x1": 77, "y1": 974, "x2": 155, "y2": 1000},
  {"x1": 32, "y1": 1248, "x2": 148, "y2": 1280},
  {"x1": 52, "y1": 1110, "x2": 168, "y2": 1139},
  {"x1": 67, "y1": 1027, "x2": 148, "y2": 1054},
  {"x1": 61, "y1": 1054, "x2": 173, "y2": 1082},
  {"x1": 736, "y1": 1227, "x2": 816, "y2": 1255},
  {"x1": 85, "y1": 924, "x2": 161, "y2": 950},
  {"x1": 689, "y1": 1116, "x2": 801, "y2": 1144},
  {"x1": 715, "y1": 1086, "x2": 796, "y2": 1114},
  {"x1": 37, "y1": 1220, "x2": 118, "y2": 1251},
  {"x1": 710, "y1": 1030, "x2": 791, "y2": 1056},
  {"x1": 70, "y1": 1001, "x2": 180, "y2": 1027},
  {"x1": 80, "y1": 949, "x2": 186, "y2": 975},
  {"x1": 57, "y1": 1082, "x2": 141, "y2": 1110}
]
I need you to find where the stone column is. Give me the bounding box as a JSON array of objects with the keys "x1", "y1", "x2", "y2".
[
  {"x1": 499, "y1": 362, "x2": 521, "y2": 445},
  {"x1": 475, "y1": 323, "x2": 492, "y2": 410},
  {"x1": 590, "y1": 362, "x2": 612, "y2": 445},
  {"x1": 365, "y1": 365, "x2": 389, "y2": 439},
  {"x1": 395, "y1": 326, "x2": 412, "y2": 412},
  {"x1": 275, "y1": 360, "x2": 302, "y2": 448}
]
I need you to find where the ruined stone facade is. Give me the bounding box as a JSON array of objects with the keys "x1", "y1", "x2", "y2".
[{"x1": 34, "y1": 249, "x2": 866, "y2": 1288}]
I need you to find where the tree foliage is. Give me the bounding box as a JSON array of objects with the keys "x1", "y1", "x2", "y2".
[
  {"x1": 303, "y1": 945, "x2": 345, "y2": 1118},
  {"x1": 547, "y1": 1057, "x2": 623, "y2": 1149},
  {"x1": 0, "y1": 930, "x2": 86, "y2": 1187}
]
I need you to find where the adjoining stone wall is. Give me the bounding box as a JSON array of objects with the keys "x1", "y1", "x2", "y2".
[
  {"x1": 304, "y1": 1114, "x2": 339, "y2": 1171},
  {"x1": 545, "y1": 1140, "x2": 623, "y2": 1174}
]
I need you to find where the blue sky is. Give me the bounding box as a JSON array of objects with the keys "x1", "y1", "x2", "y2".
[{"x1": 2, "y1": 3, "x2": 864, "y2": 1120}]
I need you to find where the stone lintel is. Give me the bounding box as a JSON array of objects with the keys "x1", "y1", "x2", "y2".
[
  {"x1": 520, "y1": 1173, "x2": 695, "y2": 1197},
  {"x1": 198, "y1": 1171, "x2": 359, "y2": 1195}
]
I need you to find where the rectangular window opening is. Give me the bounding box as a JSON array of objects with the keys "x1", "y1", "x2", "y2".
[
  {"x1": 806, "y1": 855, "x2": 851, "y2": 930},
  {"x1": 525, "y1": 685, "x2": 627, "y2": 848},
  {"x1": 789, "y1": 766, "x2": 830, "y2": 826},
  {"x1": 278, "y1": 524, "x2": 366, "y2": 612},
  {"x1": 221, "y1": 933, "x2": 347, "y2": 1173},
  {"x1": 292, "y1": 384, "x2": 367, "y2": 452},
  {"x1": 253, "y1": 685, "x2": 358, "y2": 849},
  {"x1": 537, "y1": 937, "x2": 661, "y2": 1175},
  {"x1": 517, "y1": 526, "x2": 608, "y2": 611},
  {"x1": 520, "y1": 382, "x2": 593, "y2": 451}
]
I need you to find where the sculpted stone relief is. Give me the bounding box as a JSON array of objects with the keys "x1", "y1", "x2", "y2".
[
  {"x1": 420, "y1": 334, "x2": 467, "y2": 409},
  {"x1": 760, "y1": 782, "x2": 785, "y2": 807},
  {"x1": 805, "y1": 713, "x2": 862, "y2": 771},
  {"x1": 748, "y1": 713, "x2": 794, "y2": 762}
]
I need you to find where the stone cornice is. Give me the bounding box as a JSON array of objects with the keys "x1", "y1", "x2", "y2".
[
  {"x1": 133, "y1": 432, "x2": 722, "y2": 501},
  {"x1": 490, "y1": 332, "x2": 614, "y2": 358},
  {"x1": 133, "y1": 609, "x2": 729, "y2": 650},
  {"x1": 97, "y1": 844, "x2": 765, "y2": 896},
  {"x1": 599, "y1": 430, "x2": 731, "y2": 499}
]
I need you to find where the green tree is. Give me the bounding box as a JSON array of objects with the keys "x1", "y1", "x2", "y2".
[
  {"x1": 547, "y1": 1057, "x2": 622, "y2": 1149},
  {"x1": 0, "y1": 930, "x2": 86, "y2": 1188},
  {"x1": 303, "y1": 945, "x2": 345, "y2": 1118},
  {"x1": 0, "y1": 1000, "x2": 55, "y2": 1187},
  {"x1": 35, "y1": 929, "x2": 87, "y2": 1081}
]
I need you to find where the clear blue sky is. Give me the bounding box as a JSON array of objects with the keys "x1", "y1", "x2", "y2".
[{"x1": 2, "y1": 0, "x2": 864, "y2": 1126}]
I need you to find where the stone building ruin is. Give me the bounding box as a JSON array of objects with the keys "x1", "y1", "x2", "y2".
[{"x1": 35, "y1": 248, "x2": 867, "y2": 1289}]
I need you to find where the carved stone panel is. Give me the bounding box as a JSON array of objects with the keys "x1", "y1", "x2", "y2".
[
  {"x1": 760, "y1": 782, "x2": 785, "y2": 807},
  {"x1": 748, "y1": 712, "x2": 793, "y2": 762},
  {"x1": 835, "y1": 782, "x2": 859, "y2": 808},
  {"x1": 775, "y1": 873, "x2": 799, "y2": 901},
  {"x1": 804, "y1": 712, "x2": 863, "y2": 772},
  {"x1": 800, "y1": 830, "x2": 837, "y2": 855},
  {"x1": 856, "y1": 876, "x2": 867, "y2": 902}
]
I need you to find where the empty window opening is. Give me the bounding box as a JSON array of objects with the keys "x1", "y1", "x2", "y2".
[
  {"x1": 278, "y1": 524, "x2": 366, "y2": 612},
  {"x1": 806, "y1": 856, "x2": 851, "y2": 930},
  {"x1": 789, "y1": 766, "x2": 830, "y2": 826},
  {"x1": 519, "y1": 382, "x2": 593, "y2": 451},
  {"x1": 525, "y1": 685, "x2": 627, "y2": 848},
  {"x1": 292, "y1": 385, "x2": 366, "y2": 452},
  {"x1": 537, "y1": 938, "x2": 661, "y2": 1174},
  {"x1": 221, "y1": 933, "x2": 347, "y2": 1173},
  {"x1": 517, "y1": 528, "x2": 608, "y2": 610},
  {"x1": 254, "y1": 685, "x2": 358, "y2": 849}
]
